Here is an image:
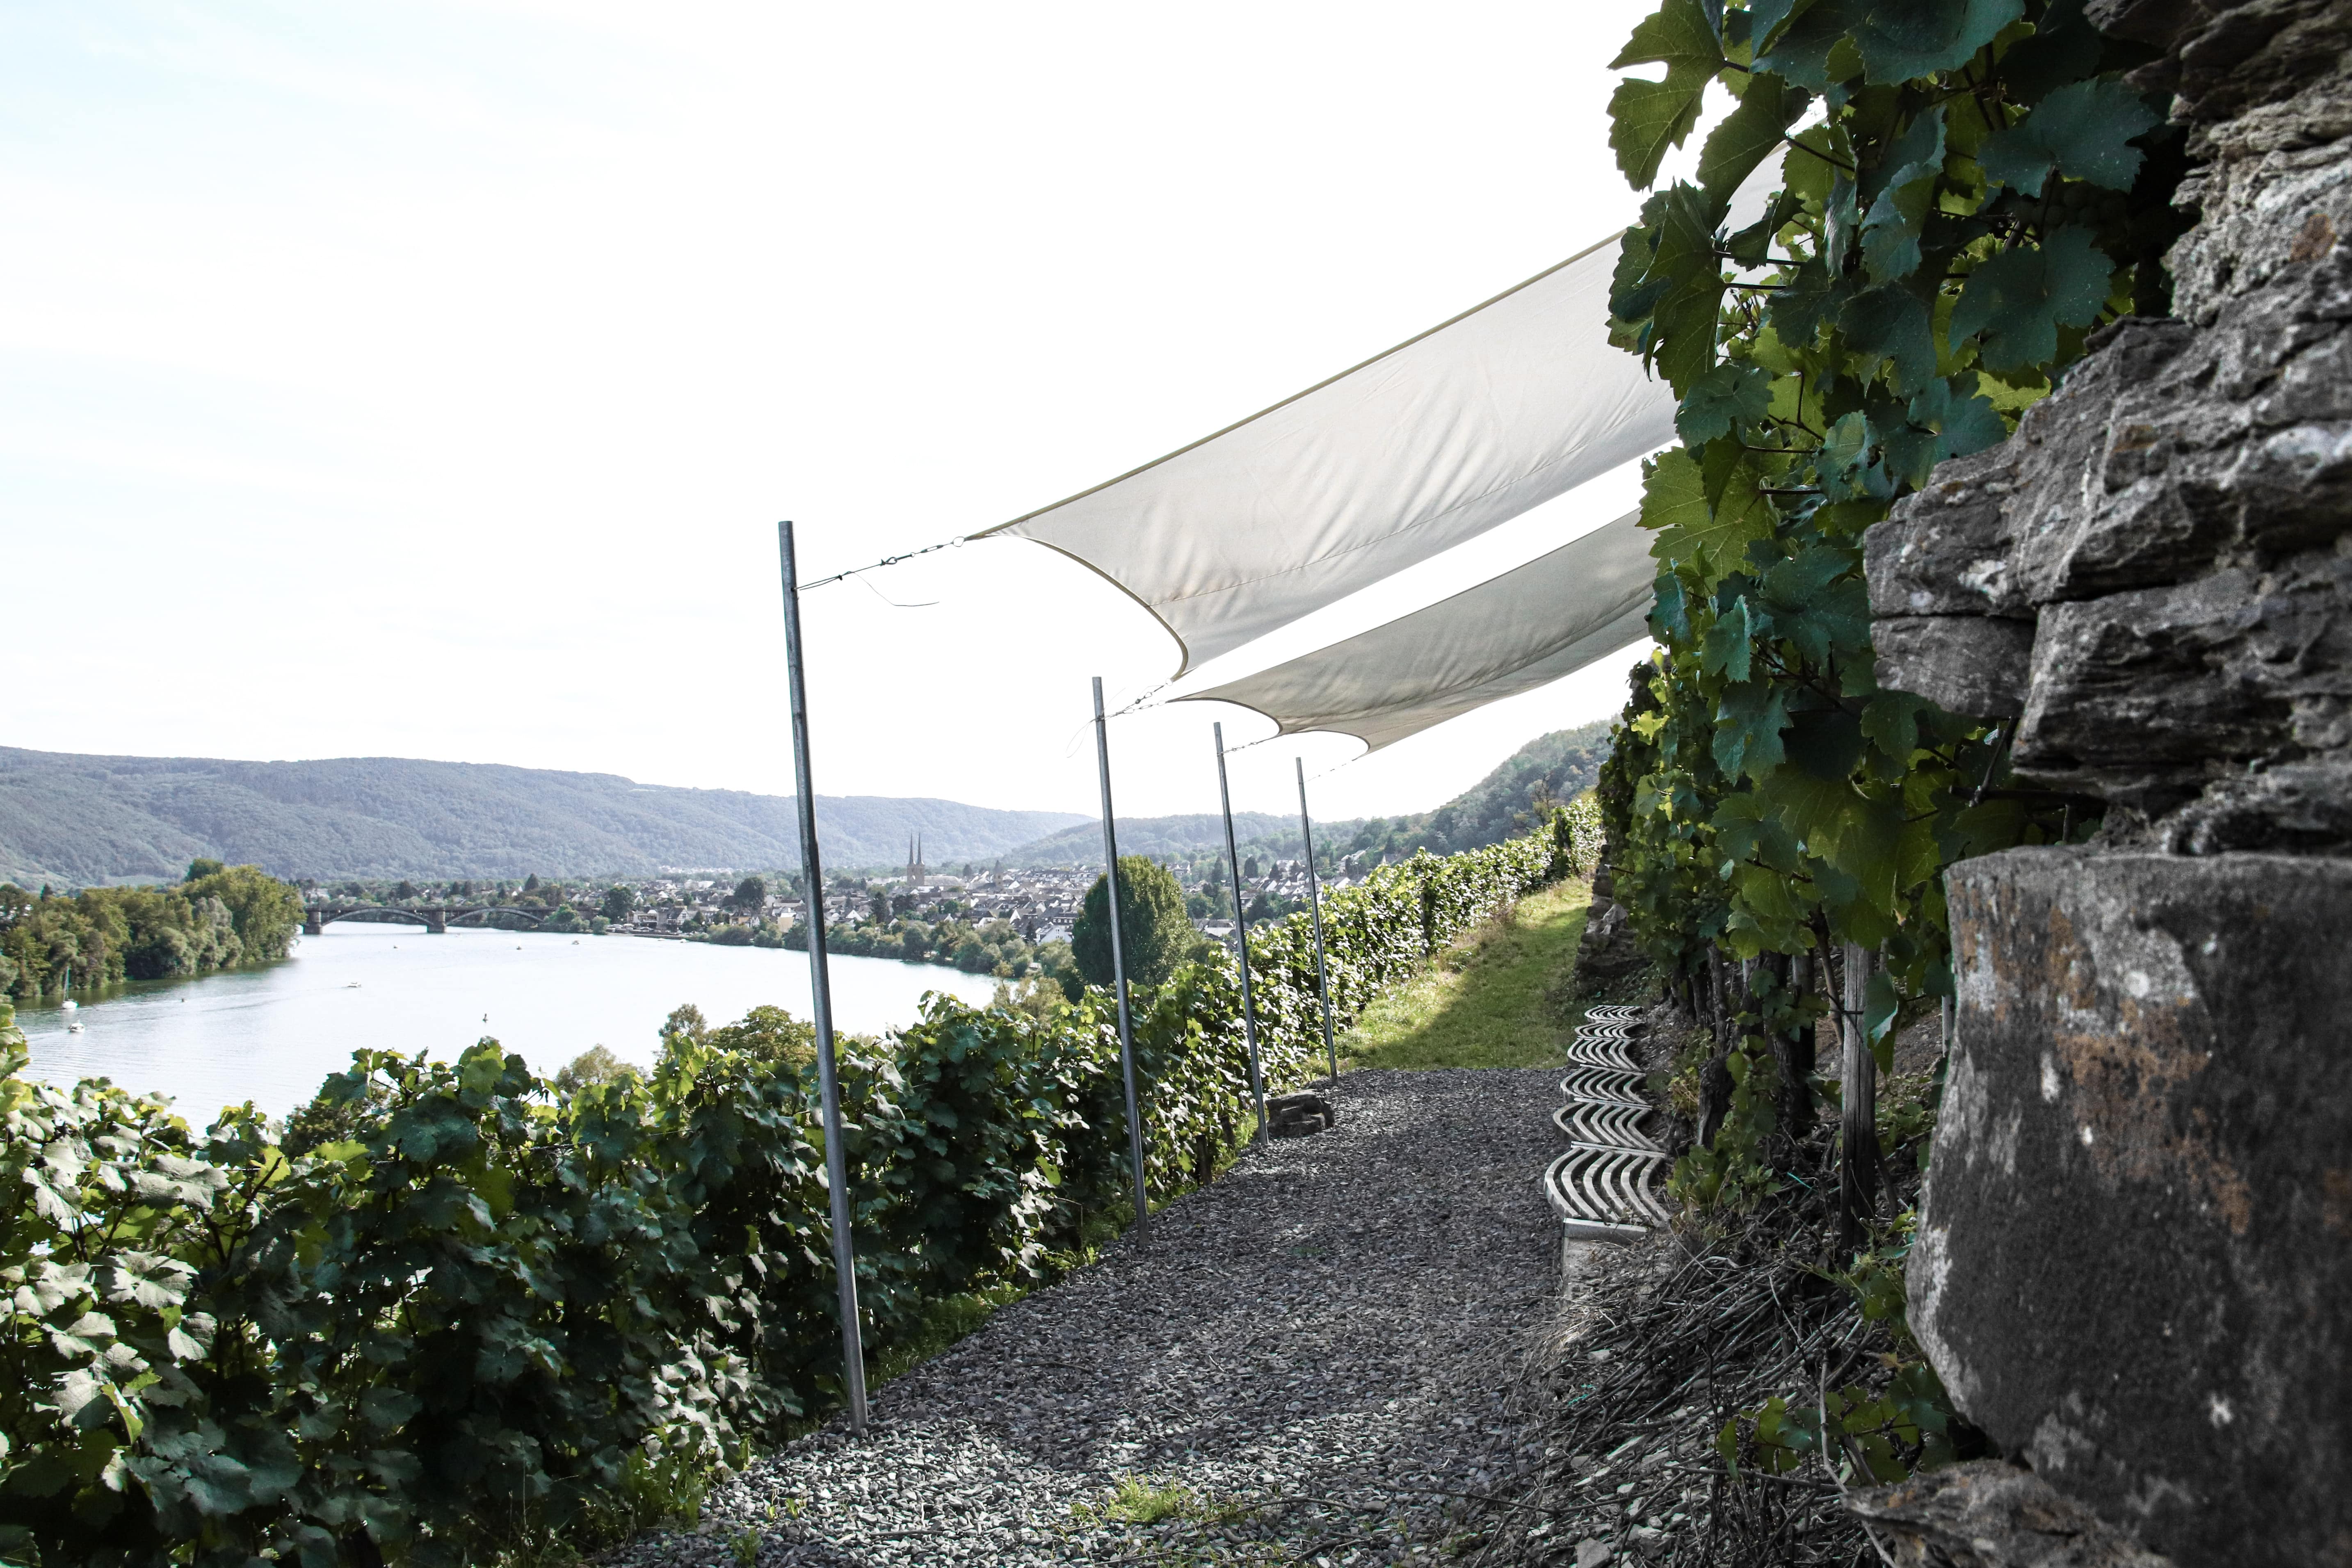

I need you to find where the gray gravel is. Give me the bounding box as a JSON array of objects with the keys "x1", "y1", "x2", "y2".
[{"x1": 603, "y1": 1066, "x2": 1566, "y2": 1568}]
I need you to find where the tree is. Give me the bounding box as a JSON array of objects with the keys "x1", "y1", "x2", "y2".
[
  {"x1": 553, "y1": 1044, "x2": 637, "y2": 1094},
  {"x1": 601, "y1": 885, "x2": 637, "y2": 922},
  {"x1": 731, "y1": 875, "x2": 767, "y2": 912},
  {"x1": 523, "y1": 874, "x2": 541, "y2": 893},
  {"x1": 393, "y1": 880, "x2": 419, "y2": 902},
  {"x1": 185, "y1": 858, "x2": 225, "y2": 883},
  {"x1": 1071, "y1": 856, "x2": 1194, "y2": 990},
  {"x1": 180, "y1": 864, "x2": 304, "y2": 963}
]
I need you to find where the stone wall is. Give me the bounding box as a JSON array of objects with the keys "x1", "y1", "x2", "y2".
[{"x1": 1861, "y1": 4, "x2": 2352, "y2": 1563}]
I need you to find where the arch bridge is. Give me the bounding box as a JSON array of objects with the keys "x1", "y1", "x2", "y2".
[{"x1": 303, "y1": 904, "x2": 554, "y2": 936}]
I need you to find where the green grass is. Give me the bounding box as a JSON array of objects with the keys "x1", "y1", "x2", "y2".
[{"x1": 1334, "y1": 879, "x2": 1594, "y2": 1071}]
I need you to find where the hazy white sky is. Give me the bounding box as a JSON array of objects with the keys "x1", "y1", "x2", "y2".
[{"x1": 3, "y1": 0, "x2": 1686, "y2": 822}]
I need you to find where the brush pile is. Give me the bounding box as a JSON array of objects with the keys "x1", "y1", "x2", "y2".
[{"x1": 1459, "y1": 1004, "x2": 1946, "y2": 1568}]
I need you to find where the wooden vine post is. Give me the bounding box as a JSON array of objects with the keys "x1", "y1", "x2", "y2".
[{"x1": 1839, "y1": 941, "x2": 1881, "y2": 1248}]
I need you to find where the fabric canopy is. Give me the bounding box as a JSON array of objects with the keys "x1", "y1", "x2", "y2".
[
  {"x1": 980, "y1": 234, "x2": 1675, "y2": 675},
  {"x1": 1179, "y1": 508, "x2": 1656, "y2": 751}
]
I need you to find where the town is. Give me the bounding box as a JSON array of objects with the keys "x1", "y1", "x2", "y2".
[{"x1": 294, "y1": 832, "x2": 1372, "y2": 981}]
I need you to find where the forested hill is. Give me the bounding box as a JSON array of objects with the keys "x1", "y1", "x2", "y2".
[
  {"x1": 1397, "y1": 719, "x2": 1614, "y2": 855},
  {"x1": 998, "y1": 719, "x2": 1615, "y2": 868},
  {"x1": 0, "y1": 749, "x2": 1089, "y2": 887}
]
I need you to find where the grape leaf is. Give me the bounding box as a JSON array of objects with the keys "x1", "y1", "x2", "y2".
[
  {"x1": 1950, "y1": 225, "x2": 2114, "y2": 372},
  {"x1": 1907, "y1": 372, "x2": 2007, "y2": 459},
  {"x1": 1640, "y1": 447, "x2": 1710, "y2": 545},
  {"x1": 1861, "y1": 691, "x2": 1931, "y2": 760},
  {"x1": 1611, "y1": 78, "x2": 1712, "y2": 189},
  {"x1": 1755, "y1": 0, "x2": 1863, "y2": 91},
  {"x1": 1651, "y1": 570, "x2": 1694, "y2": 642},
  {"x1": 1850, "y1": 0, "x2": 2024, "y2": 84},
  {"x1": 1715, "y1": 678, "x2": 1792, "y2": 779},
  {"x1": 1726, "y1": 189, "x2": 1803, "y2": 265},
  {"x1": 1678, "y1": 361, "x2": 1774, "y2": 445},
  {"x1": 1840, "y1": 282, "x2": 1937, "y2": 393},
  {"x1": 1782, "y1": 122, "x2": 1847, "y2": 204},
  {"x1": 1703, "y1": 596, "x2": 1759, "y2": 680},
  {"x1": 1859, "y1": 105, "x2": 1946, "y2": 282},
  {"x1": 1747, "y1": 0, "x2": 1809, "y2": 54},
  {"x1": 1626, "y1": 184, "x2": 1736, "y2": 391},
  {"x1": 1978, "y1": 77, "x2": 2162, "y2": 196},
  {"x1": 1770, "y1": 261, "x2": 1846, "y2": 343},
  {"x1": 1999, "y1": 0, "x2": 2105, "y2": 104},
  {"x1": 1611, "y1": 0, "x2": 1729, "y2": 78},
  {"x1": 1699, "y1": 74, "x2": 1809, "y2": 197},
  {"x1": 1609, "y1": 0, "x2": 1726, "y2": 187},
  {"x1": 1825, "y1": 173, "x2": 1862, "y2": 269}
]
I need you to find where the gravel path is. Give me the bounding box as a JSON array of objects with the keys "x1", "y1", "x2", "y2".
[{"x1": 607, "y1": 1066, "x2": 1565, "y2": 1568}]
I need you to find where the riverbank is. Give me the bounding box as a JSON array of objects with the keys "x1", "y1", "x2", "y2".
[{"x1": 16, "y1": 922, "x2": 1000, "y2": 1119}]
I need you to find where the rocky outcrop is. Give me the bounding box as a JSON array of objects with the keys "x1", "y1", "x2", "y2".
[
  {"x1": 1850, "y1": 1460, "x2": 2177, "y2": 1568},
  {"x1": 1864, "y1": 6, "x2": 2352, "y2": 1565},
  {"x1": 1866, "y1": 0, "x2": 2352, "y2": 853}
]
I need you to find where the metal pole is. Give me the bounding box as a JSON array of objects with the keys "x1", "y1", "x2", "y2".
[
  {"x1": 1093, "y1": 678, "x2": 1151, "y2": 1234},
  {"x1": 777, "y1": 521, "x2": 867, "y2": 1438},
  {"x1": 1214, "y1": 724, "x2": 1270, "y2": 1143},
  {"x1": 1295, "y1": 758, "x2": 1339, "y2": 1091}
]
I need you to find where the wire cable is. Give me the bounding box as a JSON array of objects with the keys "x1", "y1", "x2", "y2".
[{"x1": 798, "y1": 533, "x2": 971, "y2": 593}]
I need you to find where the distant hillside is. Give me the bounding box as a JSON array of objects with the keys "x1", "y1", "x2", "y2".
[
  {"x1": 996, "y1": 720, "x2": 1616, "y2": 870},
  {"x1": 998, "y1": 812, "x2": 1302, "y2": 868},
  {"x1": 0, "y1": 748, "x2": 1089, "y2": 886}
]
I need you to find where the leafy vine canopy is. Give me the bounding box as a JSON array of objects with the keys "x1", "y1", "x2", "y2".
[{"x1": 1597, "y1": 0, "x2": 2183, "y2": 995}]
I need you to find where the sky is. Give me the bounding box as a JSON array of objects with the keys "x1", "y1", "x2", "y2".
[{"x1": 2, "y1": 0, "x2": 1694, "y2": 823}]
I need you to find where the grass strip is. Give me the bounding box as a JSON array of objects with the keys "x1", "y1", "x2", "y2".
[{"x1": 1335, "y1": 880, "x2": 1594, "y2": 1073}]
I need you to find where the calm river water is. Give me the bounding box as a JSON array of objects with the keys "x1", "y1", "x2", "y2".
[{"x1": 15, "y1": 923, "x2": 1002, "y2": 1123}]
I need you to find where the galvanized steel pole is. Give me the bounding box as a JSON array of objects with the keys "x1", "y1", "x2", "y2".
[
  {"x1": 1214, "y1": 724, "x2": 1270, "y2": 1143},
  {"x1": 777, "y1": 521, "x2": 868, "y2": 1438},
  {"x1": 1093, "y1": 678, "x2": 1151, "y2": 1234},
  {"x1": 1295, "y1": 757, "x2": 1339, "y2": 1090}
]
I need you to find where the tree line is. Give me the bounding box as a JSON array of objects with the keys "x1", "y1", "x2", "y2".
[{"x1": 0, "y1": 861, "x2": 305, "y2": 1002}]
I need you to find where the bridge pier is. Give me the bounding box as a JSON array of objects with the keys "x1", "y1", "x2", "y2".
[
  {"x1": 424, "y1": 907, "x2": 447, "y2": 934},
  {"x1": 304, "y1": 908, "x2": 323, "y2": 936}
]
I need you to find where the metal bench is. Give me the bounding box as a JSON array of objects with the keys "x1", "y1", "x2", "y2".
[{"x1": 1542, "y1": 1003, "x2": 1669, "y2": 1242}]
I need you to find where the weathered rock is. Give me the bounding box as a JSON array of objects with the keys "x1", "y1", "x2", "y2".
[
  {"x1": 2012, "y1": 548, "x2": 2352, "y2": 813},
  {"x1": 1872, "y1": 614, "x2": 2039, "y2": 719},
  {"x1": 1265, "y1": 1089, "x2": 1334, "y2": 1137},
  {"x1": 1863, "y1": 16, "x2": 2352, "y2": 851},
  {"x1": 1912, "y1": 848, "x2": 2352, "y2": 1568},
  {"x1": 1572, "y1": 887, "x2": 1644, "y2": 984},
  {"x1": 1848, "y1": 1461, "x2": 2174, "y2": 1567}
]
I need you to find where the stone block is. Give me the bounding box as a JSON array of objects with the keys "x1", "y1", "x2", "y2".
[
  {"x1": 2013, "y1": 549, "x2": 2352, "y2": 813},
  {"x1": 1914, "y1": 848, "x2": 2352, "y2": 1568},
  {"x1": 1265, "y1": 1089, "x2": 1334, "y2": 1138},
  {"x1": 1849, "y1": 1460, "x2": 2174, "y2": 1567},
  {"x1": 1872, "y1": 614, "x2": 2037, "y2": 719},
  {"x1": 1868, "y1": 448, "x2": 2024, "y2": 619}
]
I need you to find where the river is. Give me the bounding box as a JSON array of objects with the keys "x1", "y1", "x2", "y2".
[{"x1": 14, "y1": 922, "x2": 1004, "y2": 1123}]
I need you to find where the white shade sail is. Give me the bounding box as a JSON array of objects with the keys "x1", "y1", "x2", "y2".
[
  {"x1": 1180, "y1": 508, "x2": 1656, "y2": 752},
  {"x1": 980, "y1": 235, "x2": 1675, "y2": 675}
]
